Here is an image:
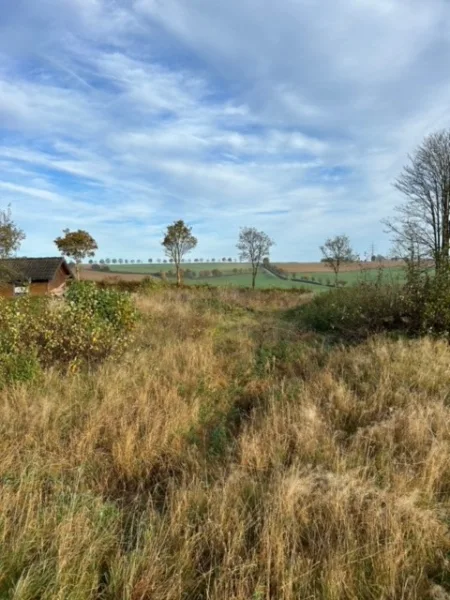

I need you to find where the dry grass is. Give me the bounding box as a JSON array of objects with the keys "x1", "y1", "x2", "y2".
[
  {"x1": 1, "y1": 287, "x2": 450, "y2": 599},
  {"x1": 80, "y1": 269, "x2": 149, "y2": 282}
]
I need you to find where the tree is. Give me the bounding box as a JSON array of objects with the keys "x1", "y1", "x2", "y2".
[
  {"x1": 54, "y1": 228, "x2": 98, "y2": 280},
  {"x1": 88, "y1": 259, "x2": 94, "y2": 265},
  {"x1": 148, "y1": 258, "x2": 153, "y2": 263},
  {"x1": 237, "y1": 227, "x2": 274, "y2": 289},
  {"x1": 0, "y1": 205, "x2": 25, "y2": 260},
  {"x1": 384, "y1": 130, "x2": 450, "y2": 272},
  {"x1": 320, "y1": 234, "x2": 355, "y2": 285},
  {"x1": 162, "y1": 220, "x2": 198, "y2": 286},
  {"x1": 118, "y1": 258, "x2": 123, "y2": 264},
  {"x1": 0, "y1": 205, "x2": 26, "y2": 283},
  {"x1": 124, "y1": 259, "x2": 128, "y2": 264},
  {"x1": 105, "y1": 258, "x2": 111, "y2": 264},
  {"x1": 112, "y1": 258, "x2": 117, "y2": 264},
  {"x1": 99, "y1": 259, "x2": 105, "y2": 265},
  {"x1": 228, "y1": 257, "x2": 233, "y2": 262}
]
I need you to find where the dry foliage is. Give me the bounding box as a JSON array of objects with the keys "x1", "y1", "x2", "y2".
[{"x1": 1, "y1": 287, "x2": 450, "y2": 599}]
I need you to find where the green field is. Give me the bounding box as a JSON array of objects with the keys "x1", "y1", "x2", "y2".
[
  {"x1": 110, "y1": 262, "x2": 248, "y2": 274},
  {"x1": 286, "y1": 267, "x2": 406, "y2": 286},
  {"x1": 105, "y1": 263, "x2": 407, "y2": 290},
  {"x1": 108, "y1": 263, "x2": 319, "y2": 291}
]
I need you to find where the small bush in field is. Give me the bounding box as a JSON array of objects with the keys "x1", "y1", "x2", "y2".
[
  {"x1": 297, "y1": 279, "x2": 408, "y2": 340},
  {"x1": 297, "y1": 267, "x2": 450, "y2": 340},
  {"x1": 0, "y1": 283, "x2": 138, "y2": 384}
]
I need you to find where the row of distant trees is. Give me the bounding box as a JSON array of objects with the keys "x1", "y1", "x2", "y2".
[{"x1": 88, "y1": 257, "x2": 240, "y2": 265}]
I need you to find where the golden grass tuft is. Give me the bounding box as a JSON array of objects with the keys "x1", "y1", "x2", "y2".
[{"x1": 1, "y1": 287, "x2": 450, "y2": 599}]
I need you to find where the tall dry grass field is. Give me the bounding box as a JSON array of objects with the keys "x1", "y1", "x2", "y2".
[{"x1": 1, "y1": 287, "x2": 450, "y2": 599}]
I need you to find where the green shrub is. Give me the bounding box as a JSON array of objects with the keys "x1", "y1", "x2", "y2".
[
  {"x1": 0, "y1": 283, "x2": 138, "y2": 384},
  {"x1": 297, "y1": 267, "x2": 450, "y2": 340},
  {"x1": 297, "y1": 280, "x2": 409, "y2": 340},
  {"x1": 0, "y1": 351, "x2": 41, "y2": 387}
]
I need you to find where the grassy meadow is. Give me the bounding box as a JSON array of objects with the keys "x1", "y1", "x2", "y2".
[
  {"x1": 101, "y1": 261, "x2": 406, "y2": 290},
  {"x1": 1, "y1": 284, "x2": 450, "y2": 599}
]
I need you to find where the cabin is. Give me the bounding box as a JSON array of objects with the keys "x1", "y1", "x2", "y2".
[{"x1": 0, "y1": 257, "x2": 73, "y2": 298}]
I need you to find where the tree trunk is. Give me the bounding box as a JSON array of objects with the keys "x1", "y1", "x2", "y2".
[
  {"x1": 252, "y1": 268, "x2": 257, "y2": 289},
  {"x1": 176, "y1": 264, "x2": 181, "y2": 287},
  {"x1": 75, "y1": 262, "x2": 80, "y2": 281},
  {"x1": 442, "y1": 185, "x2": 450, "y2": 272}
]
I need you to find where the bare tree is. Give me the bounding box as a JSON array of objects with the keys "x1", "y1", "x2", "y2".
[
  {"x1": 384, "y1": 130, "x2": 450, "y2": 272},
  {"x1": 162, "y1": 220, "x2": 197, "y2": 286},
  {"x1": 320, "y1": 234, "x2": 355, "y2": 285},
  {"x1": 237, "y1": 227, "x2": 274, "y2": 289}
]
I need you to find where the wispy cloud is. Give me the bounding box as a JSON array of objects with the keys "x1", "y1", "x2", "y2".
[{"x1": 1, "y1": 0, "x2": 450, "y2": 259}]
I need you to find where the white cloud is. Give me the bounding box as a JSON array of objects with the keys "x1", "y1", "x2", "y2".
[{"x1": 1, "y1": 0, "x2": 450, "y2": 259}]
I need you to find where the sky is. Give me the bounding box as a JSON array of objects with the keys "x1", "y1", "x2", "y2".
[{"x1": 1, "y1": 0, "x2": 450, "y2": 261}]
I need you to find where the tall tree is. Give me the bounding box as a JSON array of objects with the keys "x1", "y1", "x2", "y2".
[
  {"x1": 0, "y1": 205, "x2": 25, "y2": 259},
  {"x1": 0, "y1": 205, "x2": 25, "y2": 283},
  {"x1": 384, "y1": 130, "x2": 450, "y2": 272},
  {"x1": 54, "y1": 228, "x2": 97, "y2": 280},
  {"x1": 320, "y1": 234, "x2": 355, "y2": 285},
  {"x1": 237, "y1": 227, "x2": 274, "y2": 289},
  {"x1": 162, "y1": 220, "x2": 197, "y2": 286}
]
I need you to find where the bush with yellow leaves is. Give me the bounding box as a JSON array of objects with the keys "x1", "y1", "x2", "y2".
[{"x1": 0, "y1": 282, "x2": 137, "y2": 384}]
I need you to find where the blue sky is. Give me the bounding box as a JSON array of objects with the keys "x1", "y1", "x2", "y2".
[{"x1": 1, "y1": 0, "x2": 450, "y2": 261}]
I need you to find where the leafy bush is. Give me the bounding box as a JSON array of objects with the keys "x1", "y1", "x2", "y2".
[
  {"x1": 0, "y1": 283, "x2": 138, "y2": 384},
  {"x1": 297, "y1": 267, "x2": 450, "y2": 340},
  {"x1": 66, "y1": 281, "x2": 137, "y2": 334},
  {"x1": 297, "y1": 280, "x2": 409, "y2": 340}
]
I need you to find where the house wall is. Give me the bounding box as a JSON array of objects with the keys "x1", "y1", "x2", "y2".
[
  {"x1": 0, "y1": 266, "x2": 70, "y2": 299},
  {"x1": 29, "y1": 282, "x2": 50, "y2": 296},
  {"x1": 49, "y1": 266, "x2": 69, "y2": 292},
  {"x1": 0, "y1": 284, "x2": 14, "y2": 299}
]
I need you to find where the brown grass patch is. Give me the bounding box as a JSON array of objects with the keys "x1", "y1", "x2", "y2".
[{"x1": 1, "y1": 288, "x2": 450, "y2": 599}]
